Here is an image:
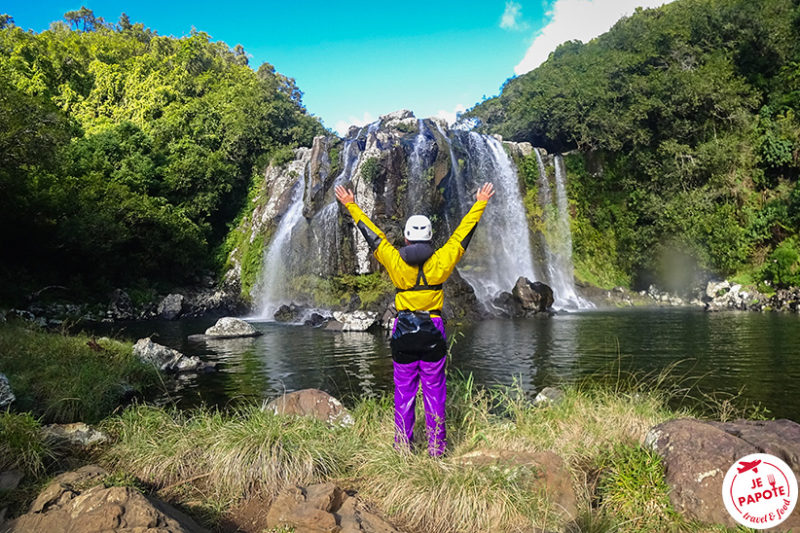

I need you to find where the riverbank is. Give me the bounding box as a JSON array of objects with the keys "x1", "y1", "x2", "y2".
[{"x1": 0, "y1": 321, "x2": 775, "y2": 533}]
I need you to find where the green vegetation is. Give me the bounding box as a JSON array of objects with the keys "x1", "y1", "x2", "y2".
[
  {"x1": 360, "y1": 156, "x2": 380, "y2": 184},
  {"x1": 0, "y1": 412, "x2": 54, "y2": 478},
  {"x1": 468, "y1": 0, "x2": 800, "y2": 290},
  {"x1": 0, "y1": 11, "x2": 324, "y2": 305},
  {"x1": 0, "y1": 322, "x2": 158, "y2": 423},
  {"x1": 287, "y1": 272, "x2": 394, "y2": 309},
  {"x1": 95, "y1": 375, "x2": 754, "y2": 532}
]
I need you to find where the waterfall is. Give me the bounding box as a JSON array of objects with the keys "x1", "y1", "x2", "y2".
[
  {"x1": 446, "y1": 132, "x2": 538, "y2": 310},
  {"x1": 255, "y1": 170, "x2": 308, "y2": 319},
  {"x1": 535, "y1": 152, "x2": 594, "y2": 310},
  {"x1": 247, "y1": 111, "x2": 594, "y2": 320}
]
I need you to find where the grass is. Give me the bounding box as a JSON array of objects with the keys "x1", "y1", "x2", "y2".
[
  {"x1": 93, "y1": 370, "x2": 760, "y2": 533},
  {"x1": 0, "y1": 322, "x2": 159, "y2": 423},
  {"x1": 0, "y1": 411, "x2": 54, "y2": 477}
]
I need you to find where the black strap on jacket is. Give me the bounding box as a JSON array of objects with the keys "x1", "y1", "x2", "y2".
[{"x1": 395, "y1": 266, "x2": 443, "y2": 293}]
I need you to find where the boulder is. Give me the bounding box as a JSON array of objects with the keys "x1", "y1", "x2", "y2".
[
  {"x1": 332, "y1": 311, "x2": 377, "y2": 332},
  {"x1": 41, "y1": 422, "x2": 108, "y2": 448},
  {"x1": 204, "y1": 317, "x2": 262, "y2": 338},
  {"x1": 157, "y1": 293, "x2": 184, "y2": 320},
  {"x1": 274, "y1": 304, "x2": 305, "y2": 323},
  {"x1": 491, "y1": 291, "x2": 522, "y2": 318},
  {"x1": 5, "y1": 465, "x2": 208, "y2": 533},
  {"x1": 455, "y1": 449, "x2": 577, "y2": 521},
  {"x1": 511, "y1": 277, "x2": 554, "y2": 314},
  {"x1": 645, "y1": 418, "x2": 800, "y2": 529},
  {"x1": 133, "y1": 338, "x2": 214, "y2": 373},
  {"x1": 0, "y1": 373, "x2": 15, "y2": 408},
  {"x1": 266, "y1": 482, "x2": 403, "y2": 533},
  {"x1": 107, "y1": 289, "x2": 134, "y2": 320},
  {"x1": 533, "y1": 387, "x2": 565, "y2": 407},
  {"x1": 264, "y1": 389, "x2": 354, "y2": 428}
]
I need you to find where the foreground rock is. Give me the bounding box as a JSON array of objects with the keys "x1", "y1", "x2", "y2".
[
  {"x1": 264, "y1": 389, "x2": 354, "y2": 428},
  {"x1": 266, "y1": 482, "x2": 404, "y2": 533},
  {"x1": 133, "y1": 338, "x2": 214, "y2": 373},
  {"x1": 204, "y1": 316, "x2": 262, "y2": 338},
  {"x1": 455, "y1": 449, "x2": 577, "y2": 521},
  {"x1": 645, "y1": 418, "x2": 800, "y2": 529},
  {"x1": 41, "y1": 422, "x2": 108, "y2": 448},
  {"x1": 4, "y1": 465, "x2": 208, "y2": 533},
  {"x1": 0, "y1": 373, "x2": 15, "y2": 408}
]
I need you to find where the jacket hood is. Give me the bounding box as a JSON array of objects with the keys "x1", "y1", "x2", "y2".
[{"x1": 399, "y1": 242, "x2": 434, "y2": 266}]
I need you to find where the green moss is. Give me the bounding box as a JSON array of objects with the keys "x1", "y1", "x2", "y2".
[{"x1": 240, "y1": 231, "x2": 269, "y2": 301}]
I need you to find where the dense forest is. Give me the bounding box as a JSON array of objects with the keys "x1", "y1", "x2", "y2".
[
  {"x1": 0, "y1": 9, "x2": 324, "y2": 304},
  {"x1": 468, "y1": 0, "x2": 800, "y2": 292}
]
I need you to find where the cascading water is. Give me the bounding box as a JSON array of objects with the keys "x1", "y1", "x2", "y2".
[
  {"x1": 249, "y1": 111, "x2": 594, "y2": 319},
  {"x1": 534, "y1": 151, "x2": 594, "y2": 310},
  {"x1": 444, "y1": 131, "x2": 538, "y2": 310},
  {"x1": 255, "y1": 170, "x2": 308, "y2": 319}
]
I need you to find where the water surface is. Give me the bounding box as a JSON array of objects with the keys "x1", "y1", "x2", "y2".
[{"x1": 103, "y1": 308, "x2": 800, "y2": 420}]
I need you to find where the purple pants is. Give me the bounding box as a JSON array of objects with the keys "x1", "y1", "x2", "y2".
[{"x1": 392, "y1": 317, "x2": 447, "y2": 457}]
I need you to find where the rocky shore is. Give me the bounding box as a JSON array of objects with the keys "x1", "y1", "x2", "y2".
[{"x1": 2, "y1": 385, "x2": 799, "y2": 532}]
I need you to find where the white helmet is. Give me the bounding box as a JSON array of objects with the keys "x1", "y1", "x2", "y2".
[{"x1": 404, "y1": 215, "x2": 432, "y2": 241}]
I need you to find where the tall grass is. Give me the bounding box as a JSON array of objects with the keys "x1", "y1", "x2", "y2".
[
  {"x1": 0, "y1": 322, "x2": 159, "y2": 423},
  {"x1": 96, "y1": 370, "x2": 760, "y2": 533}
]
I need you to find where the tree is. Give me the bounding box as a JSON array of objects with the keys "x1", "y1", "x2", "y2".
[
  {"x1": 0, "y1": 14, "x2": 13, "y2": 29},
  {"x1": 64, "y1": 7, "x2": 98, "y2": 32}
]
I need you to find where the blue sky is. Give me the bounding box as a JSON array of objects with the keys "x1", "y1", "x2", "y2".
[{"x1": 3, "y1": 0, "x2": 673, "y2": 135}]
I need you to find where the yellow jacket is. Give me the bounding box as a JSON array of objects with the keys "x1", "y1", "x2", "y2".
[{"x1": 345, "y1": 201, "x2": 487, "y2": 313}]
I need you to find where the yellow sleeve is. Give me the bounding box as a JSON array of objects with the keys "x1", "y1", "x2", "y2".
[
  {"x1": 427, "y1": 200, "x2": 487, "y2": 282},
  {"x1": 344, "y1": 202, "x2": 406, "y2": 280}
]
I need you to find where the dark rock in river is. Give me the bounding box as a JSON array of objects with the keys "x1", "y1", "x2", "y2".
[
  {"x1": 5, "y1": 465, "x2": 208, "y2": 533},
  {"x1": 274, "y1": 303, "x2": 305, "y2": 323},
  {"x1": 645, "y1": 418, "x2": 800, "y2": 529},
  {"x1": 509, "y1": 277, "x2": 554, "y2": 316},
  {"x1": 106, "y1": 288, "x2": 134, "y2": 320}
]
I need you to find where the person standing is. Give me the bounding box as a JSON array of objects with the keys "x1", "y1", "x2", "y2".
[{"x1": 335, "y1": 182, "x2": 495, "y2": 456}]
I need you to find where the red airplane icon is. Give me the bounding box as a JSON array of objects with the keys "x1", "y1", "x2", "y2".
[{"x1": 737, "y1": 460, "x2": 761, "y2": 474}]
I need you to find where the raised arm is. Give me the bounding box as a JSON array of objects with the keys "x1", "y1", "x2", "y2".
[
  {"x1": 430, "y1": 182, "x2": 495, "y2": 276},
  {"x1": 336, "y1": 185, "x2": 387, "y2": 249}
]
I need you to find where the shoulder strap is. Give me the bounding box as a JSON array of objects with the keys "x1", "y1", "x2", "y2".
[{"x1": 396, "y1": 266, "x2": 443, "y2": 293}]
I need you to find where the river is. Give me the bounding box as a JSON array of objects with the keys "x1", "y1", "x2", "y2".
[{"x1": 102, "y1": 308, "x2": 800, "y2": 420}]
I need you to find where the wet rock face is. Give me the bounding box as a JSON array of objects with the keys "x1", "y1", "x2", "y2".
[
  {"x1": 264, "y1": 388, "x2": 354, "y2": 428},
  {"x1": 497, "y1": 277, "x2": 554, "y2": 316},
  {"x1": 157, "y1": 293, "x2": 184, "y2": 320},
  {"x1": 645, "y1": 418, "x2": 800, "y2": 529},
  {"x1": 5, "y1": 465, "x2": 208, "y2": 533}
]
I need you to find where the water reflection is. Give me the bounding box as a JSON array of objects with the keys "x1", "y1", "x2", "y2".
[{"x1": 95, "y1": 309, "x2": 800, "y2": 420}]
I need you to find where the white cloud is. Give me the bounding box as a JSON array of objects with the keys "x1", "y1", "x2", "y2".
[
  {"x1": 434, "y1": 104, "x2": 467, "y2": 126},
  {"x1": 500, "y1": 1, "x2": 528, "y2": 31},
  {"x1": 334, "y1": 111, "x2": 377, "y2": 137},
  {"x1": 514, "y1": 0, "x2": 675, "y2": 75}
]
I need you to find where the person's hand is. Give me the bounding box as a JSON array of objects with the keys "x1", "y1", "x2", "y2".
[
  {"x1": 476, "y1": 182, "x2": 495, "y2": 202},
  {"x1": 335, "y1": 185, "x2": 355, "y2": 205}
]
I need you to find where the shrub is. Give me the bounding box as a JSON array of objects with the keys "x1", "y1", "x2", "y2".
[{"x1": 761, "y1": 238, "x2": 800, "y2": 288}]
